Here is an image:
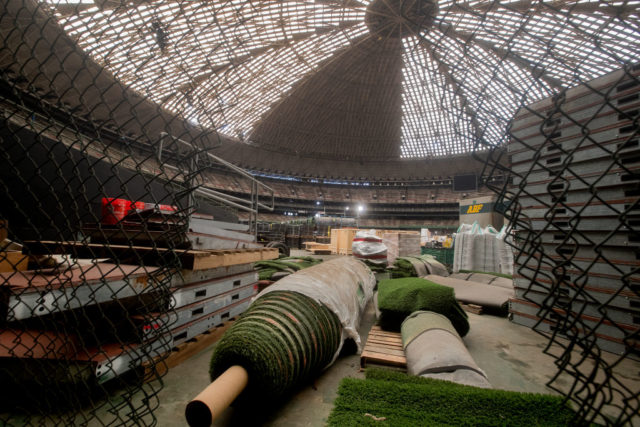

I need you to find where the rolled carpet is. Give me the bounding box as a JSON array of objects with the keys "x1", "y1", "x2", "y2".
[
  {"x1": 423, "y1": 274, "x2": 514, "y2": 313},
  {"x1": 209, "y1": 290, "x2": 342, "y2": 403},
  {"x1": 377, "y1": 277, "x2": 469, "y2": 336},
  {"x1": 401, "y1": 311, "x2": 491, "y2": 388},
  {"x1": 391, "y1": 255, "x2": 449, "y2": 278}
]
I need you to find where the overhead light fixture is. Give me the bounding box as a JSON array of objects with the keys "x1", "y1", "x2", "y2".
[{"x1": 358, "y1": 205, "x2": 364, "y2": 212}]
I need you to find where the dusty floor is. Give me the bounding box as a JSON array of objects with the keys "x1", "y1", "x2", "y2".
[{"x1": 149, "y1": 251, "x2": 640, "y2": 426}]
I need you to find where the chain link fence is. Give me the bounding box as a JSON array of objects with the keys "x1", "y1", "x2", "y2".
[
  {"x1": 479, "y1": 63, "x2": 640, "y2": 425},
  {"x1": 1, "y1": 0, "x2": 639, "y2": 425}
]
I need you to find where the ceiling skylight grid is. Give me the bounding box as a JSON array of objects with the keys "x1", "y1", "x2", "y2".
[{"x1": 42, "y1": 0, "x2": 640, "y2": 159}]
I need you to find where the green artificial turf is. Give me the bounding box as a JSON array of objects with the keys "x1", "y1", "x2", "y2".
[
  {"x1": 362, "y1": 259, "x2": 388, "y2": 273},
  {"x1": 458, "y1": 270, "x2": 513, "y2": 279},
  {"x1": 391, "y1": 255, "x2": 444, "y2": 278},
  {"x1": 209, "y1": 291, "x2": 341, "y2": 404},
  {"x1": 327, "y1": 368, "x2": 576, "y2": 426},
  {"x1": 377, "y1": 277, "x2": 469, "y2": 336},
  {"x1": 254, "y1": 257, "x2": 323, "y2": 280}
]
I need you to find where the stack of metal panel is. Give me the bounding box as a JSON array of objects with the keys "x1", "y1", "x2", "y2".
[
  {"x1": 140, "y1": 263, "x2": 259, "y2": 346},
  {"x1": 507, "y1": 66, "x2": 640, "y2": 357},
  {"x1": 0, "y1": 215, "x2": 275, "y2": 384}
]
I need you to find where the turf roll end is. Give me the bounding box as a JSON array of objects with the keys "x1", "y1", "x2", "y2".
[{"x1": 209, "y1": 290, "x2": 342, "y2": 404}]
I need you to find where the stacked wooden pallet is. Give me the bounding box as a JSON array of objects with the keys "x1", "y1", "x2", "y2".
[
  {"x1": 360, "y1": 326, "x2": 407, "y2": 369},
  {"x1": 330, "y1": 228, "x2": 359, "y2": 255},
  {"x1": 507, "y1": 66, "x2": 640, "y2": 357}
]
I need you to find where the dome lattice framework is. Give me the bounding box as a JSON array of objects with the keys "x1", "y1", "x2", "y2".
[{"x1": 42, "y1": 0, "x2": 640, "y2": 159}]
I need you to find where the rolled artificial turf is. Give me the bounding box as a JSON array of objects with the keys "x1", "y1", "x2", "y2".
[
  {"x1": 209, "y1": 290, "x2": 341, "y2": 404},
  {"x1": 328, "y1": 368, "x2": 576, "y2": 426},
  {"x1": 458, "y1": 270, "x2": 513, "y2": 279},
  {"x1": 391, "y1": 254, "x2": 446, "y2": 278},
  {"x1": 362, "y1": 259, "x2": 387, "y2": 273},
  {"x1": 254, "y1": 257, "x2": 323, "y2": 280},
  {"x1": 377, "y1": 277, "x2": 469, "y2": 336}
]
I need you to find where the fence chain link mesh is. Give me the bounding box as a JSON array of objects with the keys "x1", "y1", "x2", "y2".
[
  {"x1": 479, "y1": 63, "x2": 640, "y2": 425},
  {"x1": 0, "y1": 0, "x2": 639, "y2": 425}
]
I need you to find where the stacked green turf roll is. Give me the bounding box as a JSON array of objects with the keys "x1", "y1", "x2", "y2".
[
  {"x1": 209, "y1": 291, "x2": 342, "y2": 403},
  {"x1": 391, "y1": 254, "x2": 445, "y2": 278},
  {"x1": 254, "y1": 256, "x2": 323, "y2": 280},
  {"x1": 377, "y1": 277, "x2": 469, "y2": 336}
]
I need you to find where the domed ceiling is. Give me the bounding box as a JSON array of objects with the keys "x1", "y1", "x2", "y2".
[{"x1": 43, "y1": 0, "x2": 639, "y2": 160}]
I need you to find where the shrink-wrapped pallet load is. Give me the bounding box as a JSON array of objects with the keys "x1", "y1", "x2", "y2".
[{"x1": 453, "y1": 223, "x2": 514, "y2": 275}]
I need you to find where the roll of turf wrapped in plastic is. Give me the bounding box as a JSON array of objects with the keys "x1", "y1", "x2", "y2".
[
  {"x1": 401, "y1": 311, "x2": 491, "y2": 388},
  {"x1": 258, "y1": 257, "x2": 375, "y2": 354},
  {"x1": 187, "y1": 257, "x2": 374, "y2": 426},
  {"x1": 208, "y1": 290, "x2": 342, "y2": 403}
]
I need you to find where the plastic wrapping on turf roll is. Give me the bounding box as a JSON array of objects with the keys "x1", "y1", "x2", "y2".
[
  {"x1": 423, "y1": 274, "x2": 513, "y2": 313},
  {"x1": 209, "y1": 290, "x2": 342, "y2": 403},
  {"x1": 258, "y1": 257, "x2": 375, "y2": 355},
  {"x1": 391, "y1": 255, "x2": 449, "y2": 278},
  {"x1": 401, "y1": 311, "x2": 491, "y2": 389}
]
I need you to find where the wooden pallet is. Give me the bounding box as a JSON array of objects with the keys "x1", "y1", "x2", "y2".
[
  {"x1": 144, "y1": 320, "x2": 233, "y2": 381},
  {"x1": 360, "y1": 325, "x2": 406, "y2": 369},
  {"x1": 23, "y1": 241, "x2": 278, "y2": 270}
]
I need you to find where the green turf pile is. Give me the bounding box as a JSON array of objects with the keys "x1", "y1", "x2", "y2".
[
  {"x1": 362, "y1": 259, "x2": 387, "y2": 273},
  {"x1": 254, "y1": 256, "x2": 323, "y2": 280},
  {"x1": 391, "y1": 254, "x2": 442, "y2": 278},
  {"x1": 328, "y1": 368, "x2": 576, "y2": 426},
  {"x1": 209, "y1": 290, "x2": 341, "y2": 403},
  {"x1": 377, "y1": 277, "x2": 469, "y2": 336},
  {"x1": 458, "y1": 270, "x2": 513, "y2": 279}
]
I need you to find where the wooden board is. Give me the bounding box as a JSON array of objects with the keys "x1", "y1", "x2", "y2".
[
  {"x1": 23, "y1": 241, "x2": 278, "y2": 271},
  {"x1": 0, "y1": 251, "x2": 29, "y2": 273},
  {"x1": 461, "y1": 303, "x2": 484, "y2": 315},
  {"x1": 331, "y1": 228, "x2": 358, "y2": 256},
  {"x1": 190, "y1": 248, "x2": 279, "y2": 270},
  {"x1": 360, "y1": 325, "x2": 407, "y2": 369},
  {"x1": 304, "y1": 242, "x2": 330, "y2": 251},
  {"x1": 144, "y1": 321, "x2": 234, "y2": 381},
  {"x1": 312, "y1": 249, "x2": 332, "y2": 255}
]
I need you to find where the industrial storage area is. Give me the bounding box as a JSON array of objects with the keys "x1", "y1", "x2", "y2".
[{"x1": 0, "y1": 0, "x2": 639, "y2": 426}]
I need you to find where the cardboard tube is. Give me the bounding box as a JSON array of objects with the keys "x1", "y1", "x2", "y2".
[{"x1": 185, "y1": 365, "x2": 249, "y2": 427}]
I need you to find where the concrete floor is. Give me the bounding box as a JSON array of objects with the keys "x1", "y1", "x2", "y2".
[
  {"x1": 153, "y1": 305, "x2": 640, "y2": 426},
  {"x1": 148, "y1": 252, "x2": 640, "y2": 426}
]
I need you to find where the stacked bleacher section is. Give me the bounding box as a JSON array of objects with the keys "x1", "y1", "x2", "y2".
[{"x1": 508, "y1": 67, "x2": 640, "y2": 357}]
